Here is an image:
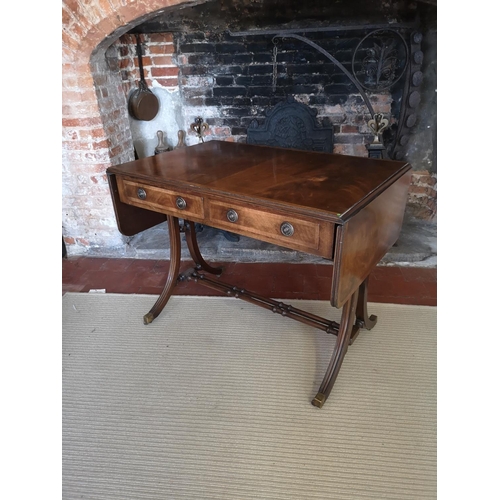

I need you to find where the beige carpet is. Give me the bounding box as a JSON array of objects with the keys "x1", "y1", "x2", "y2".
[{"x1": 62, "y1": 293, "x2": 436, "y2": 499}]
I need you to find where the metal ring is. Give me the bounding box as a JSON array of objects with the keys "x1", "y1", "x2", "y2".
[
  {"x1": 351, "y1": 28, "x2": 409, "y2": 91},
  {"x1": 137, "y1": 188, "x2": 147, "y2": 200},
  {"x1": 226, "y1": 209, "x2": 239, "y2": 223},
  {"x1": 176, "y1": 197, "x2": 187, "y2": 210}
]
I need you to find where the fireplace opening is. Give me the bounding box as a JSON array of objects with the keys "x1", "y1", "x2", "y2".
[{"x1": 62, "y1": 0, "x2": 436, "y2": 265}]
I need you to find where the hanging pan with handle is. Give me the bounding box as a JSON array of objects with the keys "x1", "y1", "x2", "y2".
[{"x1": 128, "y1": 35, "x2": 159, "y2": 121}]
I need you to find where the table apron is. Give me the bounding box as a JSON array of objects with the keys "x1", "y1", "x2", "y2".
[{"x1": 116, "y1": 175, "x2": 336, "y2": 259}]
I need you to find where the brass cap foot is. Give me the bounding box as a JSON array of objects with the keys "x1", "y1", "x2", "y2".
[
  {"x1": 143, "y1": 312, "x2": 154, "y2": 325},
  {"x1": 311, "y1": 392, "x2": 326, "y2": 408}
]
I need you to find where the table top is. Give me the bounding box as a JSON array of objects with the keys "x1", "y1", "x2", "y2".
[{"x1": 108, "y1": 141, "x2": 411, "y2": 222}]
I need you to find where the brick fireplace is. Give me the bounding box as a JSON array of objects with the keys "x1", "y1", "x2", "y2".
[{"x1": 62, "y1": 0, "x2": 436, "y2": 258}]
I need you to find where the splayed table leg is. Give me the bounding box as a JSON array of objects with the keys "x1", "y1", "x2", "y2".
[
  {"x1": 143, "y1": 215, "x2": 181, "y2": 325},
  {"x1": 312, "y1": 289, "x2": 358, "y2": 408}
]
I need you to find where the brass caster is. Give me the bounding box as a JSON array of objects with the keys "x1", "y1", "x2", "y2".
[
  {"x1": 143, "y1": 312, "x2": 154, "y2": 325},
  {"x1": 311, "y1": 392, "x2": 326, "y2": 408}
]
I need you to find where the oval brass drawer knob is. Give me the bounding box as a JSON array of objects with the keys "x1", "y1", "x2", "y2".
[
  {"x1": 226, "y1": 209, "x2": 239, "y2": 223},
  {"x1": 137, "y1": 188, "x2": 147, "y2": 200},
  {"x1": 176, "y1": 197, "x2": 187, "y2": 210},
  {"x1": 280, "y1": 222, "x2": 295, "y2": 237}
]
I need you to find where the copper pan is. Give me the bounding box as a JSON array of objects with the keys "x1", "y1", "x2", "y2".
[{"x1": 128, "y1": 35, "x2": 159, "y2": 121}]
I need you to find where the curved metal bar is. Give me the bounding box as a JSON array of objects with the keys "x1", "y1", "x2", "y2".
[
  {"x1": 276, "y1": 33, "x2": 376, "y2": 117},
  {"x1": 227, "y1": 24, "x2": 415, "y2": 37}
]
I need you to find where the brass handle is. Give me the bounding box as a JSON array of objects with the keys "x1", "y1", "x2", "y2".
[
  {"x1": 226, "y1": 209, "x2": 239, "y2": 223},
  {"x1": 176, "y1": 197, "x2": 187, "y2": 210},
  {"x1": 137, "y1": 188, "x2": 147, "y2": 200},
  {"x1": 280, "y1": 222, "x2": 294, "y2": 237}
]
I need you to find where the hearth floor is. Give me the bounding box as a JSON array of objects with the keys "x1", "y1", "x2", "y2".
[{"x1": 62, "y1": 258, "x2": 436, "y2": 306}]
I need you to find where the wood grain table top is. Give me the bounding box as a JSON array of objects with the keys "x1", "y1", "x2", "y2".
[{"x1": 108, "y1": 141, "x2": 411, "y2": 222}]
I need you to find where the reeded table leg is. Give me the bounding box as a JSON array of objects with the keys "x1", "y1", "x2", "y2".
[
  {"x1": 349, "y1": 276, "x2": 378, "y2": 344},
  {"x1": 355, "y1": 276, "x2": 378, "y2": 330},
  {"x1": 312, "y1": 289, "x2": 358, "y2": 408},
  {"x1": 143, "y1": 215, "x2": 181, "y2": 325},
  {"x1": 184, "y1": 220, "x2": 223, "y2": 275}
]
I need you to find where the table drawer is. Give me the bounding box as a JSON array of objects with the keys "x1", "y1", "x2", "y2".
[
  {"x1": 117, "y1": 177, "x2": 205, "y2": 220},
  {"x1": 207, "y1": 198, "x2": 334, "y2": 258}
]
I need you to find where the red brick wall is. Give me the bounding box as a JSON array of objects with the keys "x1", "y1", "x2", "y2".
[
  {"x1": 116, "y1": 33, "x2": 179, "y2": 93},
  {"x1": 62, "y1": 0, "x2": 197, "y2": 254}
]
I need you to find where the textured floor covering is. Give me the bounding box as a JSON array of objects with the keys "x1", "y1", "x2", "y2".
[{"x1": 62, "y1": 293, "x2": 436, "y2": 499}]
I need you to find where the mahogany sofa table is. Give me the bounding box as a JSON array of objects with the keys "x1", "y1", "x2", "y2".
[{"x1": 107, "y1": 140, "x2": 411, "y2": 408}]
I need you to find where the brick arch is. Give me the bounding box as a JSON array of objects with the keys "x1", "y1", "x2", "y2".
[{"x1": 62, "y1": 0, "x2": 195, "y2": 253}]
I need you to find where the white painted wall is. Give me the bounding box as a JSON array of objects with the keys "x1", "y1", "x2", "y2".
[{"x1": 128, "y1": 85, "x2": 187, "y2": 158}]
